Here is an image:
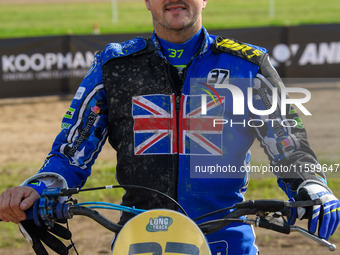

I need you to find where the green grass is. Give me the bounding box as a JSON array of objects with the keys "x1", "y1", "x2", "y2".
[
  {"x1": 1, "y1": 0, "x2": 340, "y2": 39},
  {"x1": 247, "y1": 175, "x2": 340, "y2": 200}
]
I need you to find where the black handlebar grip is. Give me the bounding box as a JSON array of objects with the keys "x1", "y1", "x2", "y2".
[{"x1": 236, "y1": 199, "x2": 285, "y2": 212}]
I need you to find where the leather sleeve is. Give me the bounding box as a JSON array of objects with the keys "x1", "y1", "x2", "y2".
[
  {"x1": 37, "y1": 53, "x2": 109, "y2": 189},
  {"x1": 252, "y1": 54, "x2": 327, "y2": 197}
]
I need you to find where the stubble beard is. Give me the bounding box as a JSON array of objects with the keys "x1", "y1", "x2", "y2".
[{"x1": 152, "y1": 13, "x2": 200, "y2": 34}]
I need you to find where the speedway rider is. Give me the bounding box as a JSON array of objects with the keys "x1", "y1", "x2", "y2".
[{"x1": 1, "y1": 0, "x2": 339, "y2": 254}]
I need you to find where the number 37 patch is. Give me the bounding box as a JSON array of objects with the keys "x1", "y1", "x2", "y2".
[{"x1": 207, "y1": 69, "x2": 230, "y2": 85}]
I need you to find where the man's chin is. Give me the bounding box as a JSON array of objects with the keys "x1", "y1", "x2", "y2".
[{"x1": 166, "y1": 20, "x2": 193, "y2": 31}]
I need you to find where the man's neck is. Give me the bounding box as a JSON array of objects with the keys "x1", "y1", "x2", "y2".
[
  {"x1": 153, "y1": 23, "x2": 202, "y2": 44},
  {"x1": 156, "y1": 28, "x2": 204, "y2": 71}
]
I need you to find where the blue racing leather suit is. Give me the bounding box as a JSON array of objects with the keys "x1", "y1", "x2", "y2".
[{"x1": 29, "y1": 27, "x2": 327, "y2": 255}]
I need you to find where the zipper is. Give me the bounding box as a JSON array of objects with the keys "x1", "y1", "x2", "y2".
[
  {"x1": 162, "y1": 57, "x2": 194, "y2": 208},
  {"x1": 174, "y1": 60, "x2": 192, "y2": 153}
]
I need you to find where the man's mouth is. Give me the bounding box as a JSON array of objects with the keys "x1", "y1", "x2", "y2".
[{"x1": 166, "y1": 5, "x2": 186, "y2": 12}]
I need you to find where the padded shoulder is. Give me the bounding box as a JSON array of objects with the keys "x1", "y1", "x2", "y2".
[
  {"x1": 211, "y1": 36, "x2": 267, "y2": 66},
  {"x1": 101, "y1": 37, "x2": 148, "y2": 64}
]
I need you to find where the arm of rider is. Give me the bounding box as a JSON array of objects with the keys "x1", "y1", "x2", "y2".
[
  {"x1": 295, "y1": 182, "x2": 340, "y2": 240},
  {"x1": 1, "y1": 173, "x2": 73, "y2": 255},
  {"x1": 0, "y1": 172, "x2": 68, "y2": 224},
  {"x1": 0, "y1": 186, "x2": 40, "y2": 224},
  {"x1": 253, "y1": 55, "x2": 340, "y2": 240}
]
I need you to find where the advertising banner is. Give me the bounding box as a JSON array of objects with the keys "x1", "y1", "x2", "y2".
[
  {"x1": 0, "y1": 33, "x2": 150, "y2": 98},
  {"x1": 1, "y1": 36, "x2": 68, "y2": 98},
  {"x1": 274, "y1": 24, "x2": 340, "y2": 78},
  {"x1": 1, "y1": 24, "x2": 339, "y2": 98}
]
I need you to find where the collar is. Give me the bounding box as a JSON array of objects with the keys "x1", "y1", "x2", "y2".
[{"x1": 151, "y1": 26, "x2": 210, "y2": 60}]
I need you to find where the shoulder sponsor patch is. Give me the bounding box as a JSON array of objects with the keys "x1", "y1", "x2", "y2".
[
  {"x1": 61, "y1": 122, "x2": 72, "y2": 129},
  {"x1": 64, "y1": 107, "x2": 75, "y2": 119},
  {"x1": 74, "y1": 87, "x2": 86, "y2": 100},
  {"x1": 212, "y1": 37, "x2": 266, "y2": 66}
]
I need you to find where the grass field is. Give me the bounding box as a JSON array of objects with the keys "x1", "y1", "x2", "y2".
[{"x1": 1, "y1": 0, "x2": 340, "y2": 38}]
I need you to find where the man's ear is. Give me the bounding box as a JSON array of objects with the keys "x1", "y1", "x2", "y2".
[
  {"x1": 202, "y1": 0, "x2": 208, "y2": 9},
  {"x1": 145, "y1": 0, "x2": 151, "y2": 11}
]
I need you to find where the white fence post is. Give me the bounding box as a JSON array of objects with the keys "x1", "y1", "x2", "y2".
[
  {"x1": 112, "y1": 0, "x2": 118, "y2": 24},
  {"x1": 269, "y1": 0, "x2": 275, "y2": 18}
]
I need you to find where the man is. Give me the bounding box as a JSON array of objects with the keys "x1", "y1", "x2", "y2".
[{"x1": 1, "y1": 0, "x2": 339, "y2": 254}]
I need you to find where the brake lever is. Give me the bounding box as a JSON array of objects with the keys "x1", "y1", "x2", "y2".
[
  {"x1": 256, "y1": 213, "x2": 336, "y2": 252},
  {"x1": 290, "y1": 226, "x2": 336, "y2": 252},
  {"x1": 258, "y1": 212, "x2": 291, "y2": 234}
]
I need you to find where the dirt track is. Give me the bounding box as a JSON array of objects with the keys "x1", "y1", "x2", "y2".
[{"x1": 0, "y1": 83, "x2": 339, "y2": 254}]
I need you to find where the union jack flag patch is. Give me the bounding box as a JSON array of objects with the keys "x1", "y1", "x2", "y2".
[
  {"x1": 132, "y1": 94, "x2": 225, "y2": 155},
  {"x1": 180, "y1": 95, "x2": 225, "y2": 155},
  {"x1": 132, "y1": 94, "x2": 177, "y2": 155}
]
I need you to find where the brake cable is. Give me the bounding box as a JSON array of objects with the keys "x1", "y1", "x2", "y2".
[{"x1": 60, "y1": 184, "x2": 188, "y2": 216}]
